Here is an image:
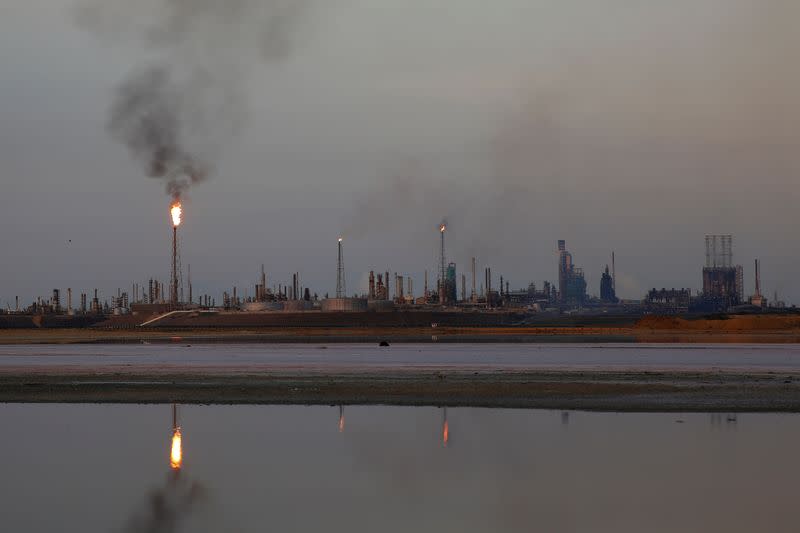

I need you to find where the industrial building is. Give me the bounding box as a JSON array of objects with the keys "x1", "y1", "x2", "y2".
[
  {"x1": 600, "y1": 265, "x2": 618, "y2": 303},
  {"x1": 645, "y1": 288, "x2": 691, "y2": 314},
  {"x1": 699, "y1": 235, "x2": 743, "y2": 310},
  {"x1": 558, "y1": 240, "x2": 587, "y2": 307}
]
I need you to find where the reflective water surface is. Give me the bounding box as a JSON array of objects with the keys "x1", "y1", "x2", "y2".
[
  {"x1": 1, "y1": 404, "x2": 798, "y2": 533},
  {"x1": 3, "y1": 343, "x2": 800, "y2": 371}
]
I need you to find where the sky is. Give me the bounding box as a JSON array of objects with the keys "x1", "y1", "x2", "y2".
[{"x1": 1, "y1": 0, "x2": 799, "y2": 306}]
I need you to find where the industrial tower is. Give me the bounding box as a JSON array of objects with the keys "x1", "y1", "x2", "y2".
[
  {"x1": 439, "y1": 222, "x2": 447, "y2": 304},
  {"x1": 336, "y1": 237, "x2": 346, "y2": 298},
  {"x1": 170, "y1": 204, "x2": 182, "y2": 308}
]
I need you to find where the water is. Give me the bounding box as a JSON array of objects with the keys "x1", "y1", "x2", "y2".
[
  {"x1": 1, "y1": 404, "x2": 798, "y2": 533},
  {"x1": 2, "y1": 343, "x2": 800, "y2": 372}
]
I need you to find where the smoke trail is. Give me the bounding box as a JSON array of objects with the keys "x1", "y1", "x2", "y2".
[
  {"x1": 76, "y1": 0, "x2": 318, "y2": 201},
  {"x1": 108, "y1": 66, "x2": 207, "y2": 201}
]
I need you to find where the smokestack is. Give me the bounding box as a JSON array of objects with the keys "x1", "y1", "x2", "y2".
[
  {"x1": 171, "y1": 224, "x2": 179, "y2": 307},
  {"x1": 408, "y1": 277, "x2": 413, "y2": 299},
  {"x1": 611, "y1": 251, "x2": 616, "y2": 293},
  {"x1": 461, "y1": 274, "x2": 466, "y2": 302},
  {"x1": 369, "y1": 271, "x2": 375, "y2": 300},
  {"x1": 471, "y1": 257, "x2": 477, "y2": 303},
  {"x1": 755, "y1": 259, "x2": 761, "y2": 298},
  {"x1": 385, "y1": 271, "x2": 390, "y2": 300},
  {"x1": 439, "y1": 222, "x2": 447, "y2": 305},
  {"x1": 261, "y1": 264, "x2": 266, "y2": 302},
  {"x1": 336, "y1": 238, "x2": 345, "y2": 298},
  {"x1": 188, "y1": 264, "x2": 192, "y2": 305},
  {"x1": 486, "y1": 268, "x2": 492, "y2": 307},
  {"x1": 424, "y1": 270, "x2": 428, "y2": 299},
  {"x1": 67, "y1": 288, "x2": 72, "y2": 314}
]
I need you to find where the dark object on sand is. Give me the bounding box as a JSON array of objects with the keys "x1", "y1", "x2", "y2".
[{"x1": 379, "y1": 341, "x2": 390, "y2": 347}]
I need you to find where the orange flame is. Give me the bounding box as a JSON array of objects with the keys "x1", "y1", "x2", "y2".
[
  {"x1": 171, "y1": 202, "x2": 182, "y2": 227},
  {"x1": 440, "y1": 223, "x2": 446, "y2": 233},
  {"x1": 170, "y1": 428, "x2": 182, "y2": 470},
  {"x1": 442, "y1": 420, "x2": 449, "y2": 447}
]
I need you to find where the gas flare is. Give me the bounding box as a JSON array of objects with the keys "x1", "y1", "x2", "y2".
[
  {"x1": 440, "y1": 223, "x2": 446, "y2": 233},
  {"x1": 170, "y1": 428, "x2": 183, "y2": 470},
  {"x1": 171, "y1": 202, "x2": 182, "y2": 227}
]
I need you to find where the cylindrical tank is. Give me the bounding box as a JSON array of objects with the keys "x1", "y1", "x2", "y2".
[
  {"x1": 321, "y1": 298, "x2": 368, "y2": 312},
  {"x1": 243, "y1": 302, "x2": 268, "y2": 312},
  {"x1": 367, "y1": 299, "x2": 395, "y2": 312},
  {"x1": 283, "y1": 300, "x2": 314, "y2": 311}
]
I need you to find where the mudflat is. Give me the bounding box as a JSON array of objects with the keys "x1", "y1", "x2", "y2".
[{"x1": 2, "y1": 366, "x2": 799, "y2": 411}]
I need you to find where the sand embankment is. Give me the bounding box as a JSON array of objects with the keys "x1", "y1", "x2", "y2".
[
  {"x1": 0, "y1": 314, "x2": 798, "y2": 344},
  {"x1": 1, "y1": 367, "x2": 799, "y2": 411}
]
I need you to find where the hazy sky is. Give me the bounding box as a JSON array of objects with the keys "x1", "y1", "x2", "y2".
[{"x1": 1, "y1": 0, "x2": 799, "y2": 305}]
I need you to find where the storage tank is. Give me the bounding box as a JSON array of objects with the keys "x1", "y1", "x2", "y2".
[
  {"x1": 321, "y1": 298, "x2": 368, "y2": 312},
  {"x1": 283, "y1": 300, "x2": 314, "y2": 311},
  {"x1": 367, "y1": 299, "x2": 396, "y2": 312}
]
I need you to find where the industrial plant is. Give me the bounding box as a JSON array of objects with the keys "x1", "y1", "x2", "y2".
[{"x1": 0, "y1": 200, "x2": 789, "y2": 330}]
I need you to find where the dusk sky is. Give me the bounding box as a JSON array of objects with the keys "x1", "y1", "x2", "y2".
[{"x1": 2, "y1": 0, "x2": 799, "y2": 305}]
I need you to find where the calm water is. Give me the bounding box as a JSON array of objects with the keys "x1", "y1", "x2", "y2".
[
  {"x1": 1, "y1": 404, "x2": 798, "y2": 533},
  {"x1": 3, "y1": 343, "x2": 800, "y2": 371}
]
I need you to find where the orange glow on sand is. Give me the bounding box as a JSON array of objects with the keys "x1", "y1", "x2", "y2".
[
  {"x1": 170, "y1": 428, "x2": 183, "y2": 470},
  {"x1": 171, "y1": 202, "x2": 182, "y2": 227}
]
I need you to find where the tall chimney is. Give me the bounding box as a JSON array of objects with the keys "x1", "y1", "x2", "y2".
[
  {"x1": 611, "y1": 251, "x2": 616, "y2": 292},
  {"x1": 471, "y1": 257, "x2": 477, "y2": 302},
  {"x1": 336, "y1": 239, "x2": 346, "y2": 298},
  {"x1": 171, "y1": 225, "x2": 179, "y2": 307},
  {"x1": 755, "y1": 259, "x2": 761, "y2": 298},
  {"x1": 369, "y1": 271, "x2": 376, "y2": 300}
]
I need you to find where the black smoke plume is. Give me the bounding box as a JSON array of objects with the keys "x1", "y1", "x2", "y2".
[
  {"x1": 108, "y1": 66, "x2": 206, "y2": 201},
  {"x1": 77, "y1": 0, "x2": 318, "y2": 201}
]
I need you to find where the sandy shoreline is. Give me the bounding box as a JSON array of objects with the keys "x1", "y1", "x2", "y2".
[
  {"x1": 3, "y1": 321, "x2": 800, "y2": 410},
  {"x1": 2, "y1": 366, "x2": 800, "y2": 411}
]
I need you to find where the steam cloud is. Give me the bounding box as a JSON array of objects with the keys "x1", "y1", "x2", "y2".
[{"x1": 77, "y1": 0, "x2": 317, "y2": 201}]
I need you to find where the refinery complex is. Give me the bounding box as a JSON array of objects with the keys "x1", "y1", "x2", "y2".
[{"x1": 0, "y1": 203, "x2": 788, "y2": 329}]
